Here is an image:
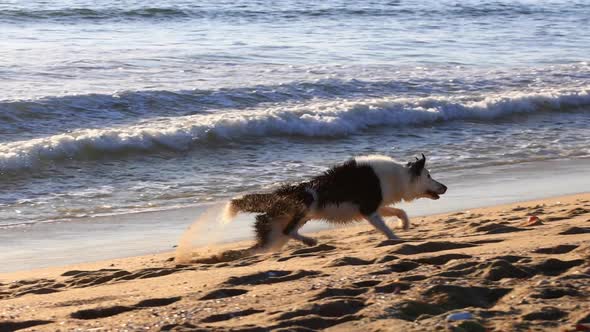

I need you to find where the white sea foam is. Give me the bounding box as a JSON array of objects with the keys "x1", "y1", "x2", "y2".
[{"x1": 1, "y1": 88, "x2": 589, "y2": 171}]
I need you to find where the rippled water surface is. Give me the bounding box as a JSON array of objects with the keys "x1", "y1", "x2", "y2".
[{"x1": 1, "y1": 0, "x2": 589, "y2": 226}]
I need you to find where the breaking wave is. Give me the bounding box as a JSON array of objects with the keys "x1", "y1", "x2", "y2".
[
  {"x1": 0, "y1": 78, "x2": 453, "y2": 136},
  {"x1": 1, "y1": 88, "x2": 589, "y2": 172}
]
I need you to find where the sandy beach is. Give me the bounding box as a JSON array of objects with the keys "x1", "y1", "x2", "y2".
[
  {"x1": 2, "y1": 1, "x2": 590, "y2": 331},
  {"x1": 1, "y1": 193, "x2": 589, "y2": 331}
]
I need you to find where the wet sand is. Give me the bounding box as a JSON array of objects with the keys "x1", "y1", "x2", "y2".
[
  {"x1": 2, "y1": 158, "x2": 590, "y2": 273},
  {"x1": 1, "y1": 193, "x2": 589, "y2": 331}
]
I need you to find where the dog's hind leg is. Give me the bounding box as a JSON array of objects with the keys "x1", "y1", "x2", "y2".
[
  {"x1": 283, "y1": 212, "x2": 317, "y2": 247},
  {"x1": 252, "y1": 214, "x2": 273, "y2": 250},
  {"x1": 380, "y1": 207, "x2": 410, "y2": 230},
  {"x1": 290, "y1": 232, "x2": 317, "y2": 247},
  {"x1": 249, "y1": 213, "x2": 292, "y2": 254},
  {"x1": 365, "y1": 212, "x2": 399, "y2": 240}
]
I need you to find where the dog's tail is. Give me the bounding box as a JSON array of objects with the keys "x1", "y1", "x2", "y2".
[{"x1": 222, "y1": 193, "x2": 276, "y2": 223}]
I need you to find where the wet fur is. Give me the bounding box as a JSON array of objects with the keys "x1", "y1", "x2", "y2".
[{"x1": 227, "y1": 154, "x2": 447, "y2": 253}]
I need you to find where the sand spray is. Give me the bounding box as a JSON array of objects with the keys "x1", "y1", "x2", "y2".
[{"x1": 175, "y1": 201, "x2": 237, "y2": 263}]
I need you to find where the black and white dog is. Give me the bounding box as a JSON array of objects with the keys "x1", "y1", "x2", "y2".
[{"x1": 225, "y1": 154, "x2": 447, "y2": 253}]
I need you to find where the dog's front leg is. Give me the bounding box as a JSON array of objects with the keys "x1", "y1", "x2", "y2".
[
  {"x1": 365, "y1": 213, "x2": 399, "y2": 240},
  {"x1": 379, "y1": 207, "x2": 410, "y2": 230}
]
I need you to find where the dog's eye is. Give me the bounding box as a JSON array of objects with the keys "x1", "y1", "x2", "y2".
[{"x1": 427, "y1": 174, "x2": 431, "y2": 179}]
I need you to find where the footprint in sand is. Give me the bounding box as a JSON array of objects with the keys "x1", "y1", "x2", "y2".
[
  {"x1": 533, "y1": 244, "x2": 579, "y2": 254},
  {"x1": 413, "y1": 253, "x2": 472, "y2": 265},
  {"x1": 437, "y1": 256, "x2": 584, "y2": 281},
  {"x1": 70, "y1": 296, "x2": 181, "y2": 320},
  {"x1": 272, "y1": 315, "x2": 358, "y2": 330},
  {"x1": 275, "y1": 298, "x2": 365, "y2": 321},
  {"x1": 444, "y1": 260, "x2": 481, "y2": 271},
  {"x1": 117, "y1": 267, "x2": 183, "y2": 280},
  {"x1": 389, "y1": 241, "x2": 477, "y2": 255},
  {"x1": 230, "y1": 256, "x2": 266, "y2": 267},
  {"x1": 494, "y1": 255, "x2": 527, "y2": 263},
  {"x1": 1, "y1": 278, "x2": 64, "y2": 299},
  {"x1": 135, "y1": 297, "x2": 182, "y2": 308},
  {"x1": 421, "y1": 284, "x2": 512, "y2": 310},
  {"x1": 374, "y1": 281, "x2": 411, "y2": 294},
  {"x1": 71, "y1": 306, "x2": 134, "y2": 320},
  {"x1": 277, "y1": 244, "x2": 337, "y2": 262},
  {"x1": 64, "y1": 270, "x2": 132, "y2": 287},
  {"x1": 503, "y1": 215, "x2": 522, "y2": 221},
  {"x1": 328, "y1": 256, "x2": 375, "y2": 267},
  {"x1": 58, "y1": 266, "x2": 196, "y2": 292},
  {"x1": 545, "y1": 215, "x2": 569, "y2": 222},
  {"x1": 280, "y1": 299, "x2": 365, "y2": 321},
  {"x1": 558, "y1": 226, "x2": 590, "y2": 235},
  {"x1": 0, "y1": 320, "x2": 54, "y2": 331},
  {"x1": 312, "y1": 287, "x2": 368, "y2": 300},
  {"x1": 388, "y1": 260, "x2": 420, "y2": 272},
  {"x1": 398, "y1": 274, "x2": 429, "y2": 282},
  {"x1": 530, "y1": 286, "x2": 582, "y2": 299},
  {"x1": 368, "y1": 259, "x2": 420, "y2": 275},
  {"x1": 477, "y1": 259, "x2": 533, "y2": 281},
  {"x1": 435, "y1": 258, "x2": 524, "y2": 280},
  {"x1": 529, "y1": 258, "x2": 585, "y2": 276},
  {"x1": 390, "y1": 300, "x2": 446, "y2": 321},
  {"x1": 522, "y1": 307, "x2": 568, "y2": 321},
  {"x1": 474, "y1": 223, "x2": 526, "y2": 234},
  {"x1": 199, "y1": 288, "x2": 249, "y2": 300},
  {"x1": 375, "y1": 239, "x2": 406, "y2": 247},
  {"x1": 14, "y1": 287, "x2": 61, "y2": 297},
  {"x1": 567, "y1": 207, "x2": 589, "y2": 217},
  {"x1": 374, "y1": 254, "x2": 399, "y2": 263},
  {"x1": 465, "y1": 239, "x2": 507, "y2": 245},
  {"x1": 349, "y1": 280, "x2": 381, "y2": 288},
  {"x1": 222, "y1": 270, "x2": 322, "y2": 286},
  {"x1": 291, "y1": 244, "x2": 337, "y2": 256},
  {"x1": 201, "y1": 308, "x2": 264, "y2": 323},
  {"x1": 159, "y1": 322, "x2": 199, "y2": 331}
]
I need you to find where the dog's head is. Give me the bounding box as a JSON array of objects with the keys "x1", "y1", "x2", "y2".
[{"x1": 406, "y1": 154, "x2": 447, "y2": 200}]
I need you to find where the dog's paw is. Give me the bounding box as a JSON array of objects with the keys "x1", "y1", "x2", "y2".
[
  {"x1": 398, "y1": 219, "x2": 410, "y2": 231},
  {"x1": 303, "y1": 237, "x2": 318, "y2": 247}
]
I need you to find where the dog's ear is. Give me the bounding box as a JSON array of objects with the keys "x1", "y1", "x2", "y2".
[{"x1": 407, "y1": 154, "x2": 426, "y2": 176}]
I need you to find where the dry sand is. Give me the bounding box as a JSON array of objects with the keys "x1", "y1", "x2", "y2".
[{"x1": 1, "y1": 193, "x2": 589, "y2": 331}]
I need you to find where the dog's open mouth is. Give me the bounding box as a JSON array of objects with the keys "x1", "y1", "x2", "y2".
[{"x1": 425, "y1": 191, "x2": 441, "y2": 200}]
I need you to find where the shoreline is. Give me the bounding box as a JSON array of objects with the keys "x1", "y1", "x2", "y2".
[
  {"x1": 0, "y1": 191, "x2": 587, "y2": 280},
  {"x1": 1, "y1": 191, "x2": 588, "y2": 279},
  {"x1": 1, "y1": 157, "x2": 590, "y2": 273},
  {"x1": 1, "y1": 192, "x2": 589, "y2": 331}
]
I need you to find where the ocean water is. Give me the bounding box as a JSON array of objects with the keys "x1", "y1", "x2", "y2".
[{"x1": 1, "y1": 0, "x2": 589, "y2": 228}]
